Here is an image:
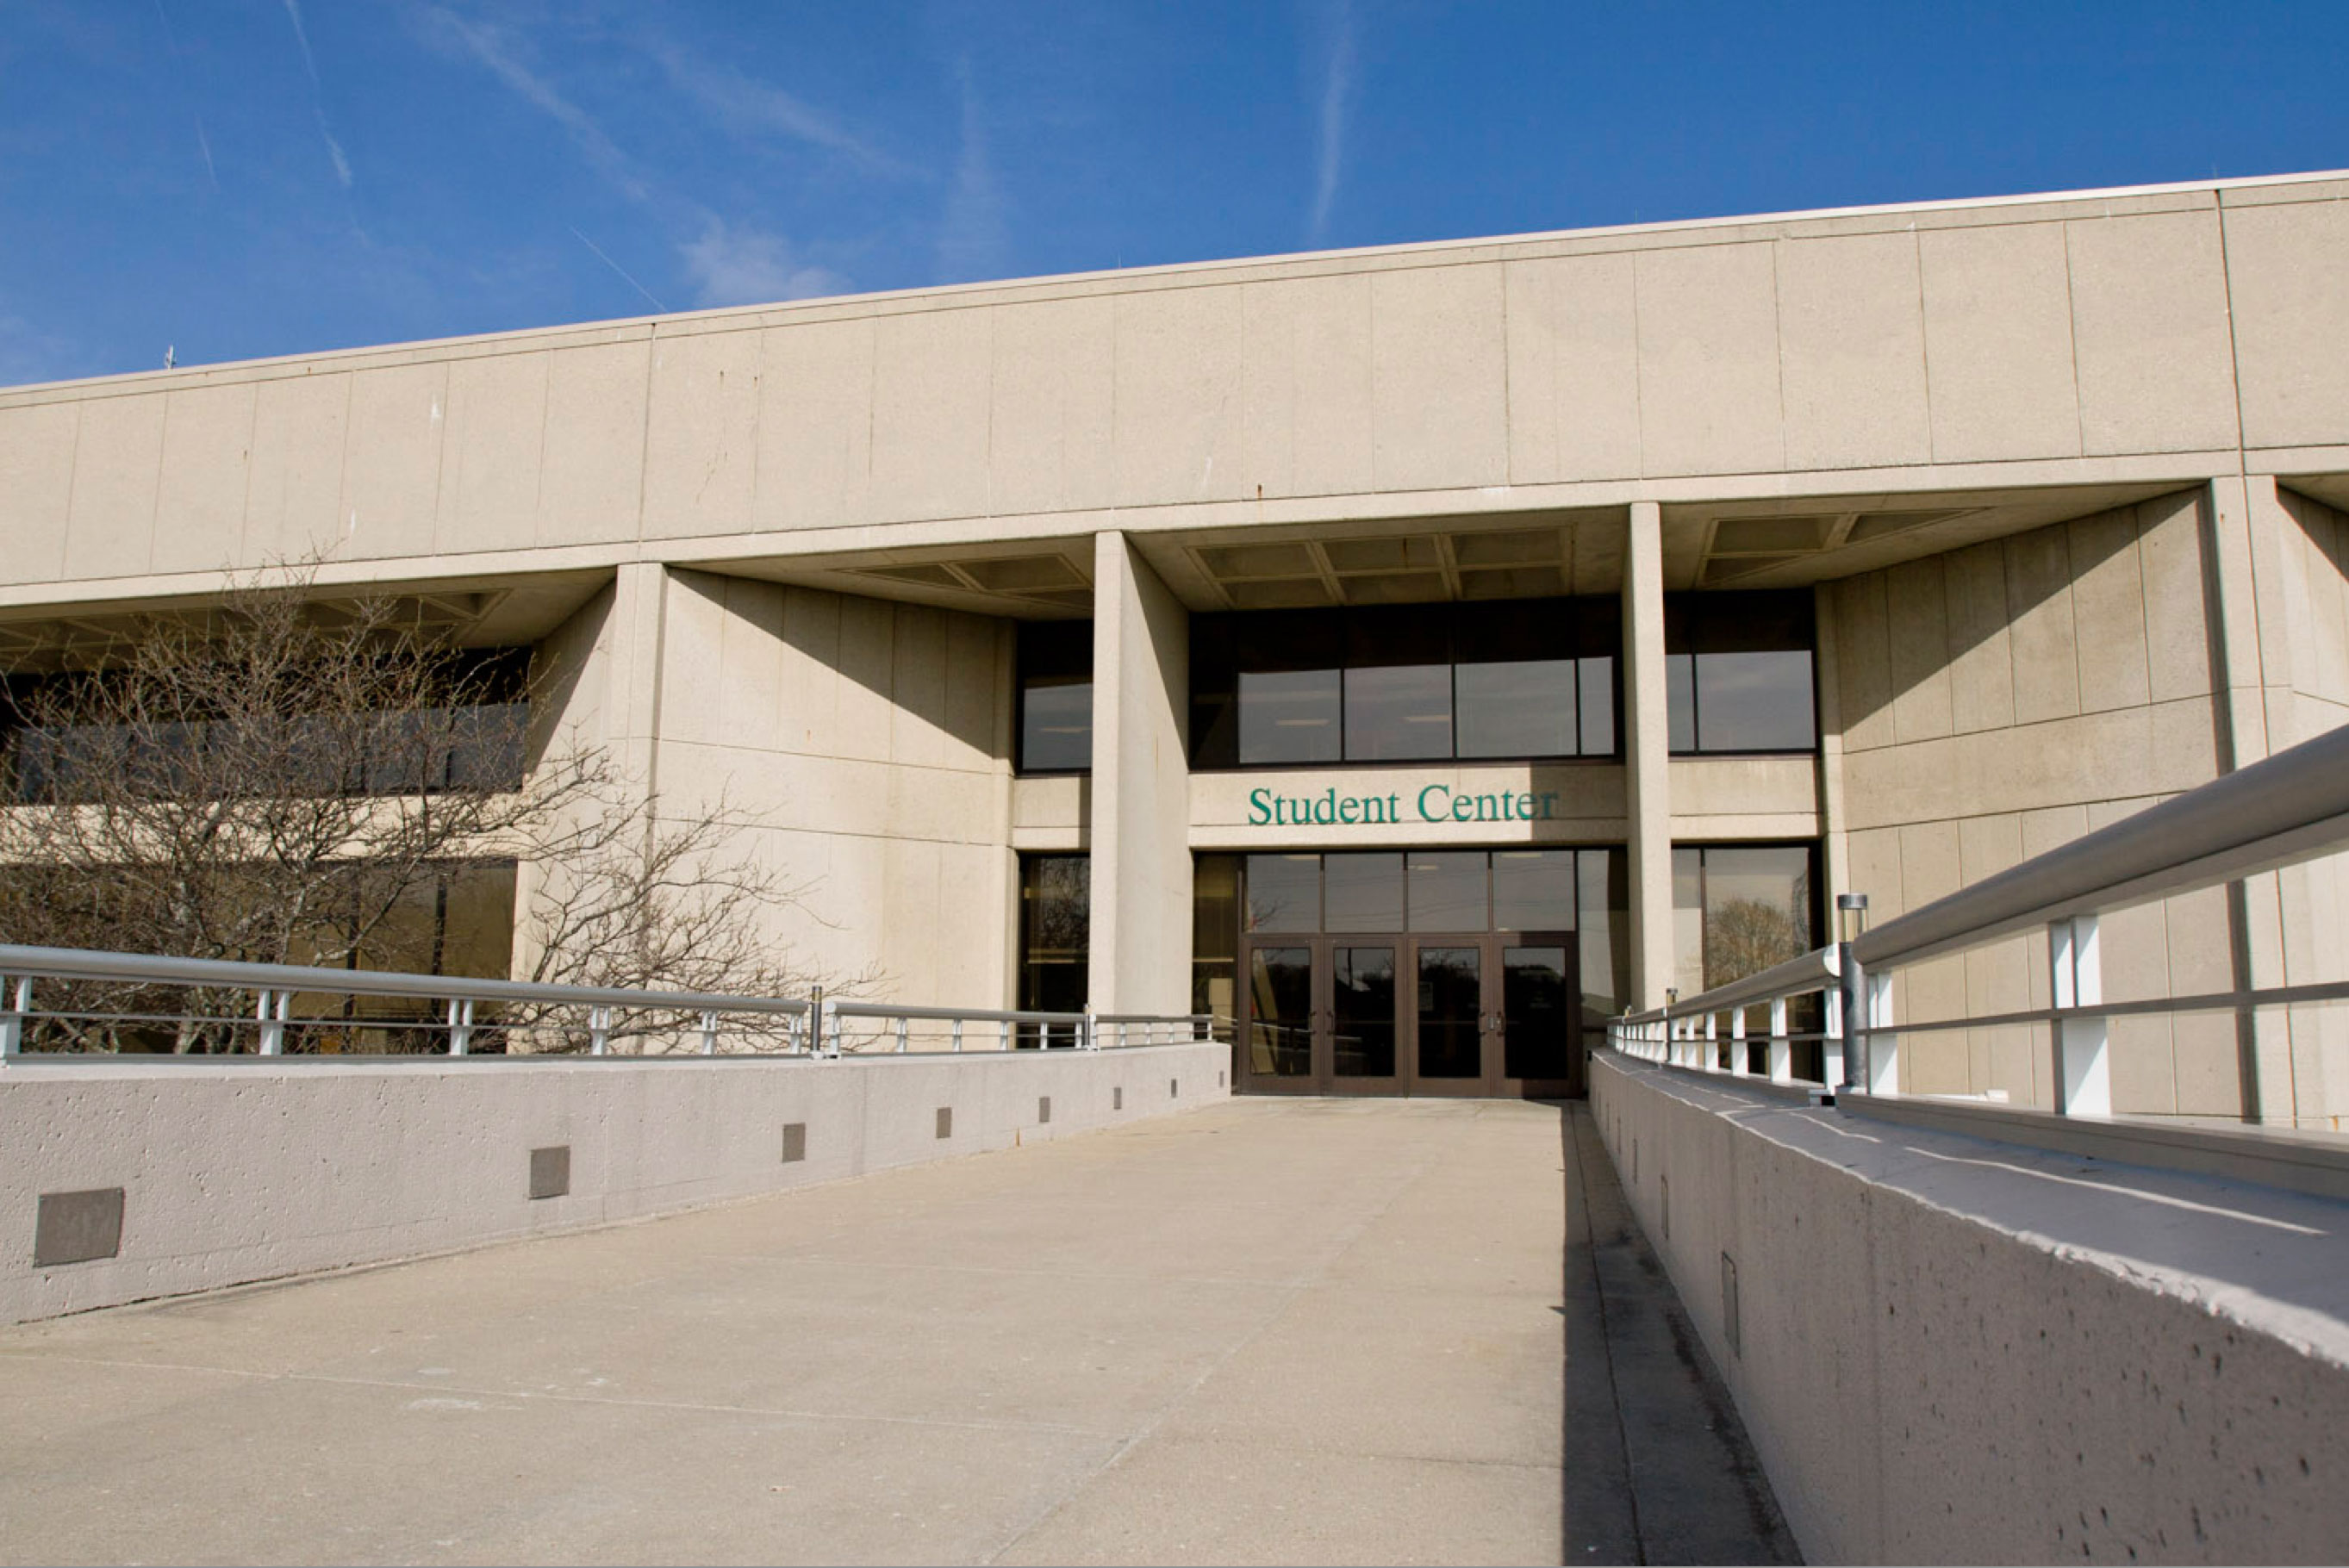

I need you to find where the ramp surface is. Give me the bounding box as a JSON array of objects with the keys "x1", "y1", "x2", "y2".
[{"x1": 0, "y1": 1098, "x2": 1792, "y2": 1565}]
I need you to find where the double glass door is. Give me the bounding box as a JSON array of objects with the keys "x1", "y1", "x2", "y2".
[{"x1": 1242, "y1": 934, "x2": 1577, "y2": 1097}]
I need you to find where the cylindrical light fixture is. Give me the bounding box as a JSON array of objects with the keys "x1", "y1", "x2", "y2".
[{"x1": 1836, "y1": 892, "x2": 1869, "y2": 945}]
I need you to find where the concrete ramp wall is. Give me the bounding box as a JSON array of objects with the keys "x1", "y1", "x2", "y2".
[
  {"x1": 1, "y1": 1042, "x2": 1227, "y2": 1324},
  {"x1": 1590, "y1": 1052, "x2": 2349, "y2": 1565}
]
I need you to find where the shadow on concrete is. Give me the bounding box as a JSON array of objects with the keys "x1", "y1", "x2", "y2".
[{"x1": 1557, "y1": 1100, "x2": 1801, "y2": 1565}]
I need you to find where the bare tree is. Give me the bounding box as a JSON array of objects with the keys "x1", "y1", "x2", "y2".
[
  {"x1": 1702, "y1": 895, "x2": 1807, "y2": 990},
  {"x1": 0, "y1": 563, "x2": 852, "y2": 1054}
]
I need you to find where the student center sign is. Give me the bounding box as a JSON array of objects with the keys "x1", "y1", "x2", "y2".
[
  {"x1": 3, "y1": 173, "x2": 2347, "y2": 1123},
  {"x1": 1247, "y1": 784, "x2": 1568, "y2": 828}
]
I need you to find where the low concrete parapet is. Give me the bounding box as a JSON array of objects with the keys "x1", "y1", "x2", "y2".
[
  {"x1": 1591, "y1": 1050, "x2": 2349, "y2": 1565},
  {"x1": 1, "y1": 1041, "x2": 1228, "y2": 1324}
]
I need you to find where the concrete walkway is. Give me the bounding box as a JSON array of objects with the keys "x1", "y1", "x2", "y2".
[{"x1": 0, "y1": 1098, "x2": 1793, "y2": 1565}]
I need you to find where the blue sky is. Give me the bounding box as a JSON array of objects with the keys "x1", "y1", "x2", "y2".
[{"x1": 2, "y1": 2, "x2": 2344, "y2": 387}]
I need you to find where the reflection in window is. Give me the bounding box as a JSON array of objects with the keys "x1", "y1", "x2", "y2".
[
  {"x1": 1018, "y1": 855, "x2": 1090, "y2": 1017},
  {"x1": 1016, "y1": 621, "x2": 1094, "y2": 774},
  {"x1": 1408, "y1": 851, "x2": 1489, "y2": 931},
  {"x1": 1192, "y1": 853, "x2": 1240, "y2": 1024},
  {"x1": 1664, "y1": 592, "x2": 1816, "y2": 754},
  {"x1": 1243, "y1": 854, "x2": 1321, "y2": 932},
  {"x1": 1672, "y1": 842, "x2": 1823, "y2": 1077},
  {"x1": 1191, "y1": 599, "x2": 1618, "y2": 768},
  {"x1": 1324, "y1": 852, "x2": 1405, "y2": 932}
]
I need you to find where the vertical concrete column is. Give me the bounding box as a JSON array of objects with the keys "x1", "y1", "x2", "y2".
[
  {"x1": 2205, "y1": 476, "x2": 2310, "y2": 1123},
  {"x1": 1623, "y1": 501, "x2": 1675, "y2": 1011},
  {"x1": 1087, "y1": 532, "x2": 1193, "y2": 1016},
  {"x1": 609, "y1": 560, "x2": 672, "y2": 800}
]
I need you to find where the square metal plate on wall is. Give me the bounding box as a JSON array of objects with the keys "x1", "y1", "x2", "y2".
[
  {"x1": 34, "y1": 1188, "x2": 124, "y2": 1266},
  {"x1": 529, "y1": 1146, "x2": 570, "y2": 1200},
  {"x1": 782, "y1": 1123, "x2": 807, "y2": 1163}
]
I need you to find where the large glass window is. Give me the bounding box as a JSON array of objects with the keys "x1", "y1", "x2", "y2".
[
  {"x1": 1665, "y1": 592, "x2": 1816, "y2": 754},
  {"x1": 1190, "y1": 599, "x2": 1618, "y2": 768},
  {"x1": 2, "y1": 648, "x2": 532, "y2": 804},
  {"x1": 1015, "y1": 621, "x2": 1094, "y2": 774},
  {"x1": 1673, "y1": 842, "x2": 1823, "y2": 1076},
  {"x1": 1017, "y1": 854, "x2": 1090, "y2": 1015}
]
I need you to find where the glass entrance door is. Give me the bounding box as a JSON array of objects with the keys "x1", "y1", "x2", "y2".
[{"x1": 1239, "y1": 933, "x2": 1575, "y2": 1097}]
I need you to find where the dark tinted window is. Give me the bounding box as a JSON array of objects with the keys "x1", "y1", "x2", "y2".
[
  {"x1": 1665, "y1": 592, "x2": 1816, "y2": 753},
  {"x1": 1018, "y1": 854, "x2": 1090, "y2": 1013},
  {"x1": 1016, "y1": 621, "x2": 1094, "y2": 774},
  {"x1": 1189, "y1": 599, "x2": 1617, "y2": 768}
]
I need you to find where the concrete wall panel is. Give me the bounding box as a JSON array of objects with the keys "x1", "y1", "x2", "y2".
[
  {"x1": 1920, "y1": 222, "x2": 2082, "y2": 464},
  {"x1": 242, "y1": 373, "x2": 351, "y2": 564},
  {"x1": 989, "y1": 297, "x2": 1115, "y2": 517},
  {"x1": 1502, "y1": 252, "x2": 1642, "y2": 483},
  {"x1": 539, "y1": 338, "x2": 650, "y2": 545},
  {"x1": 2224, "y1": 198, "x2": 2349, "y2": 451},
  {"x1": 1241, "y1": 273, "x2": 1375, "y2": 500},
  {"x1": 436, "y1": 352, "x2": 547, "y2": 556},
  {"x1": 2066, "y1": 210, "x2": 2239, "y2": 456},
  {"x1": 0, "y1": 401, "x2": 78, "y2": 585},
  {"x1": 62, "y1": 391, "x2": 165, "y2": 581},
  {"x1": 1368, "y1": 264, "x2": 1507, "y2": 492},
  {"x1": 337, "y1": 364, "x2": 447, "y2": 562},
  {"x1": 1773, "y1": 231, "x2": 1932, "y2": 471},
  {"x1": 1634, "y1": 243, "x2": 1785, "y2": 477},
  {"x1": 642, "y1": 328, "x2": 760, "y2": 539},
  {"x1": 870, "y1": 308, "x2": 992, "y2": 524},
  {"x1": 757, "y1": 318, "x2": 875, "y2": 532},
  {"x1": 1114, "y1": 285, "x2": 1247, "y2": 507},
  {"x1": 150, "y1": 383, "x2": 256, "y2": 576}
]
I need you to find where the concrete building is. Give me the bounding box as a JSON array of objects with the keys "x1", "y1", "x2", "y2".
[{"x1": 3, "y1": 171, "x2": 2346, "y2": 1123}]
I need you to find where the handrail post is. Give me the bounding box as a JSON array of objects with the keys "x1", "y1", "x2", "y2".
[
  {"x1": 1835, "y1": 949, "x2": 1864, "y2": 1096},
  {"x1": 1767, "y1": 997, "x2": 1791, "y2": 1083},
  {"x1": 895, "y1": 1016, "x2": 909, "y2": 1054},
  {"x1": 257, "y1": 988, "x2": 287, "y2": 1056},
  {"x1": 1086, "y1": 1009, "x2": 1099, "y2": 1051},
  {"x1": 589, "y1": 1005, "x2": 611, "y2": 1056},
  {"x1": 999, "y1": 1017, "x2": 1010, "y2": 1052},
  {"x1": 447, "y1": 997, "x2": 474, "y2": 1057},
  {"x1": 951, "y1": 1017, "x2": 963, "y2": 1053},
  {"x1": 700, "y1": 1010, "x2": 719, "y2": 1055},
  {"x1": 0, "y1": 975, "x2": 24, "y2": 1060},
  {"x1": 1729, "y1": 1006, "x2": 1748, "y2": 1076}
]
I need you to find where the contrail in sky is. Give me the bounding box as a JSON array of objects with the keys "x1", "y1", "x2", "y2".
[{"x1": 569, "y1": 227, "x2": 670, "y2": 314}]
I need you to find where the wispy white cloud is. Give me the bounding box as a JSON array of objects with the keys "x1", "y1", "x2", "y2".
[
  {"x1": 679, "y1": 220, "x2": 844, "y2": 308},
  {"x1": 650, "y1": 41, "x2": 912, "y2": 177},
  {"x1": 421, "y1": 6, "x2": 647, "y2": 203},
  {"x1": 1308, "y1": 0, "x2": 1356, "y2": 245},
  {"x1": 935, "y1": 60, "x2": 1007, "y2": 283},
  {"x1": 150, "y1": 0, "x2": 221, "y2": 192},
  {"x1": 281, "y1": 0, "x2": 353, "y2": 190}
]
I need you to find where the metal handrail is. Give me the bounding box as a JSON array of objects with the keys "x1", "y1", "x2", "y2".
[
  {"x1": 0, "y1": 942, "x2": 807, "y2": 1019},
  {"x1": 1612, "y1": 721, "x2": 2349, "y2": 1117},
  {"x1": 0, "y1": 944, "x2": 1207, "y2": 1063}
]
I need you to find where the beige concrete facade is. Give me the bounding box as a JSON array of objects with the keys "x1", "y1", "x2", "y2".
[{"x1": 4, "y1": 171, "x2": 2347, "y2": 1122}]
